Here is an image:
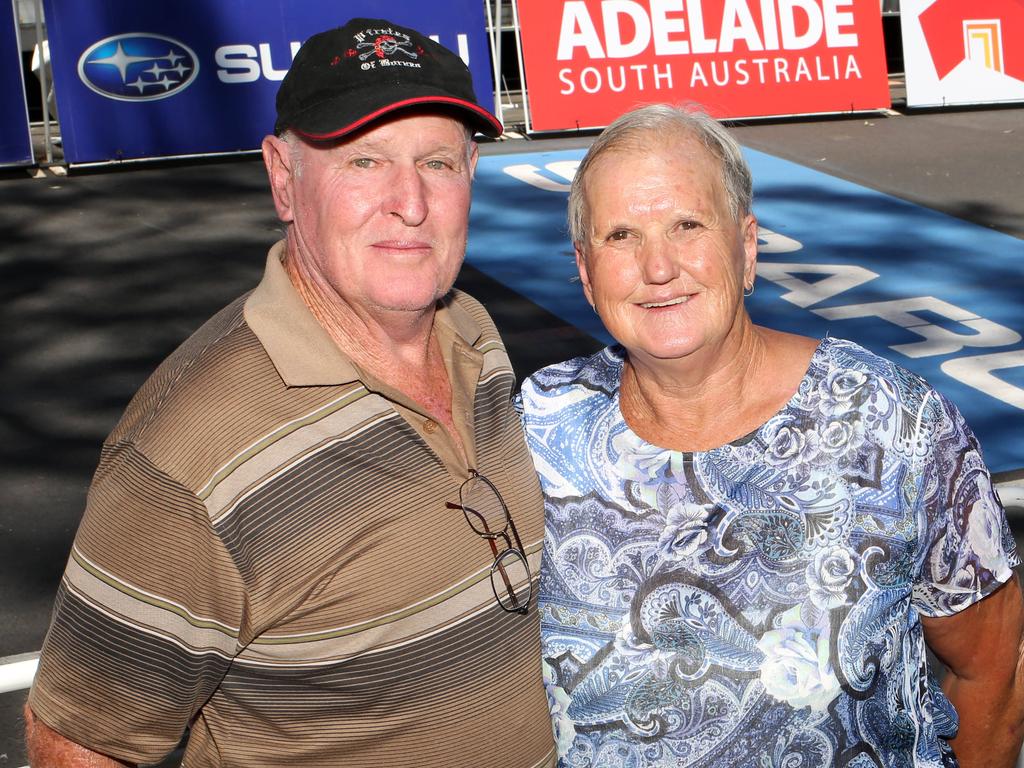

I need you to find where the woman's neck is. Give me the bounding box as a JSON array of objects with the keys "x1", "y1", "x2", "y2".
[{"x1": 620, "y1": 323, "x2": 817, "y2": 452}]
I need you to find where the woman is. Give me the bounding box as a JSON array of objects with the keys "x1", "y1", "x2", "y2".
[{"x1": 520, "y1": 104, "x2": 1023, "y2": 767}]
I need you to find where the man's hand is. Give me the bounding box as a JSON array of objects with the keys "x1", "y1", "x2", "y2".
[
  {"x1": 922, "y1": 574, "x2": 1024, "y2": 768},
  {"x1": 24, "y1": 704, "x2": 134, "y2": 768}
]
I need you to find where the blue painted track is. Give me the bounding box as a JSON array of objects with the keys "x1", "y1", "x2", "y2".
[{"x1": 468, "y1": 148, "x2": 1024, "y2": 474}]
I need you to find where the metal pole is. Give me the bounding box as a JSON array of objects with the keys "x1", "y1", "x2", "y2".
[
  {"x1": 484, "y1": 0, "x2": 502, "y2": 126},
  {"x1": 510, "y1": 0, "x2": 530, "y2": 133},
  {"x1": 31, "y1": 0, "x2": 53, "y2": 165},
  {"x1": 493, "y1": 0, "x2": 502, "y2": 125}
]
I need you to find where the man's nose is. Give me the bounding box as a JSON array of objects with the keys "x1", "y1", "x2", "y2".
[{"x1": 383, "y1": 164, "x2": 428, "y2": 226}]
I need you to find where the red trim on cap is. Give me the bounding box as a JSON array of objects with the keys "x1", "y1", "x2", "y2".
[{"x1": 293, "y1": 95, "x2": 503, "y2": 140}]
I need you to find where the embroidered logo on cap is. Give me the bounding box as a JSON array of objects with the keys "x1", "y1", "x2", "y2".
[{"x1": 350, "y1": 26, "x2": 424, "y2": 71}]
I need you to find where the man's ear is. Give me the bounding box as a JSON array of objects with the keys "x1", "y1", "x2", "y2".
[
  {"x1": 468, "y1": 141, "x2": 479, "y2": 180},
  {"x1": 262, "y1": 135, "x2": 296, "y2": 224},
  {"x1": 575, "y1": 244, "x2": 595, "y2": 308}
]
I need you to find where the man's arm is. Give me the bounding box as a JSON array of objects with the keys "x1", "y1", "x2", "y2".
[
  {"x1": 25, "y1": 704, "x2": 135, "y2": 768},
  {"x1": 921, "y1": 574, "x2": 1024, "y2": 768}
]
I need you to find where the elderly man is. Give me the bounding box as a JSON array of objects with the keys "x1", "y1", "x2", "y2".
[{"x1": 25, "y1": 18, "x2": 555, "y2": 767}]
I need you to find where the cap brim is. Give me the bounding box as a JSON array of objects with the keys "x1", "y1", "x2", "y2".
[{"x1": 287, "y1": 94, "x2": 502, "y2": 140}]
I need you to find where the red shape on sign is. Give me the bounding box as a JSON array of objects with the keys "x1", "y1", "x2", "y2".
[{"x1": 516, "y1": 0, "x2": 890, "y2": 132}]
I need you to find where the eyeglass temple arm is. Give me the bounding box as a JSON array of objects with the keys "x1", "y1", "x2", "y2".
[
  {"x1": 446, "y1": 500, "x2": 504, "y2": 554},
  {"x1": 447, "y1": 501, "x2": 521, "y2": 606},
  {"x1": 490, "y1": 503, "x2": 529, "y2": 608}
]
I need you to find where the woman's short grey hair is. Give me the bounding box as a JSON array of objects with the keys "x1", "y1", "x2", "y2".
[{"x1": 567, "y1": 104, "x2": 753, "y2": 246}]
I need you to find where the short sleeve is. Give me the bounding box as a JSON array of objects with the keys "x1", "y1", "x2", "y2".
[
  {"x1": 28, "y1": 442, "x2": 244, "y2": 764},
  {"x1": 912, "y1": 391, "x2": 1019, "y2": 617}
]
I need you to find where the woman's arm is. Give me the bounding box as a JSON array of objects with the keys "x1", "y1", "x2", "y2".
[{"x1": 922, "y1": 575, "x2": 1024, "y2": 768}]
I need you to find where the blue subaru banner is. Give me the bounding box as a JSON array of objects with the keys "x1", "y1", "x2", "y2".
[
  {"x1": 41, "y1": 1, "x2": 495, "y2": 164},
  {"x1": 0, "y1": 0, "x2": 32, "y2": 167},
  {"x1": 467, "y1": 148, "x2": 1024, "y2": 475}
]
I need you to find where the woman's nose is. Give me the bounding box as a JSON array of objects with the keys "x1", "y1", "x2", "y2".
[{"x1": 638, "y1": 237, "x2": 676, "y2": 284}]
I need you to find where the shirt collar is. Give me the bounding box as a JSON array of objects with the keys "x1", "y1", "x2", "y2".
[{"x1": 243, "y1": 241, "x2": 482, "y2": 387}]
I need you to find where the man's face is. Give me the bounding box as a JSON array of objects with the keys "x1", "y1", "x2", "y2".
[
  {"x1": 265, "y1": 113, "x2": 478, "y2": 318},
  {"x1": 576, "y1": 134, "x2": 757, "y2": 364}
]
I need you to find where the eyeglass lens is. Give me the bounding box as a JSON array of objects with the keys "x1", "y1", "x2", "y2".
[
  {"x1": 459, "y1": 474, "x2": 509, "y2": 537},
  {"x1": 492, "y1": 548, "x2": 532, "y2": 613}
]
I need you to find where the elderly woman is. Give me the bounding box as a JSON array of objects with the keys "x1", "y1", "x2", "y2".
[{"x1": 520, "y1": 104, "x2": 1024, "y2": 768}]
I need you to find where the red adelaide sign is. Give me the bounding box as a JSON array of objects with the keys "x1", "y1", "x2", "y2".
[{"x1": 516, "y1": 0, "x2": 891, "y2": 130}]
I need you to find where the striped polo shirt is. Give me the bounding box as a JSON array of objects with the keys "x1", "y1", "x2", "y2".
[{"x1": 30, "y1": 243, "x2": 556, "y2": 768}]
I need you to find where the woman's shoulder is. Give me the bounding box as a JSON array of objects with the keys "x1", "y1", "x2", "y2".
[
  {"x1": 521, "y1": 345, "x2": 624, "y2": 406},
  {"x1": 816, "y1": 336, "x2": 931, "y2": 390},
  {"x1": 812, "y1": 336, "x2": 956, "y2": 424}
]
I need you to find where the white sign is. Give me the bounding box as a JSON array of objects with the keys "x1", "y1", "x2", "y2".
[{"x1": 902, "y1": 0, "x2": 1024, "y2": 107}]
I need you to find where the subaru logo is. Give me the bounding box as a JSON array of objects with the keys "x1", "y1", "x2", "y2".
[{"x1": 78, "y1": 33, "x2": 199, "y2": 102}]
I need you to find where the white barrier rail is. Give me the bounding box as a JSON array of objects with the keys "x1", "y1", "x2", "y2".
[{"x1": 0, "y1": 652, "x2": 38, "y2": 694}]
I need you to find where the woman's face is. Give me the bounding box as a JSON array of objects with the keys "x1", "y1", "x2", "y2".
[{"x1": 576, "y1": 134, "x2": 758, "y2": 366}]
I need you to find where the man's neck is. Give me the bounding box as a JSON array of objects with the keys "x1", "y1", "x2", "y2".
[
  {"x1": 282, "y1": 250, "x2": 463, "y2": 461},
  {"x1": 284, "y1": 251, "x2": 438, "y2": 375}
]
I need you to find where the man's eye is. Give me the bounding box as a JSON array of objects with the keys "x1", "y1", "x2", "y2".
[
  {"x1": 678, "y1": 220, "x2": 700, "y2": 231},
  {"x1": 352, "y1": 158, "x2": 375, "y2": 169},
  {"x1": 608, "y1": 230, "x2": 631, "y2": 242},
  {"x1": 425, "y1": 159, "x2": 453, "y2": 170}
]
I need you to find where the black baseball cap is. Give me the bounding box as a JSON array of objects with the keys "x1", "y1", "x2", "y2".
[{"x1": 274, "y1": 18, "x2": 502, "y2": 139}]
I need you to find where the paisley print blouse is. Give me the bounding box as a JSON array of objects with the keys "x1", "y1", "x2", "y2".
[{"x1": 520, "y1": 337, "x2": 1018, "y2": 768}]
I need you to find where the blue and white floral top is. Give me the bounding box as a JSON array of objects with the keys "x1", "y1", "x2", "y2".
[{"x1": 519, "y1": 337, "x2": 1018, "y2": 768}]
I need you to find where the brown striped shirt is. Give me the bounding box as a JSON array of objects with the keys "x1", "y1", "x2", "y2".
[{"x1": 29, "y1": 243, "x2": 556, "y2": 768}]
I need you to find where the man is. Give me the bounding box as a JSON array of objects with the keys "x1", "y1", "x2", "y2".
[{"x1": 26, "y1": 18, "x2": 555, "y2": 767}]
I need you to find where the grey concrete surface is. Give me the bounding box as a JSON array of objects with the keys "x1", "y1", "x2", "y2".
[{"x1": 729, "y1": 106, "x2": 1024, "y2": 239}]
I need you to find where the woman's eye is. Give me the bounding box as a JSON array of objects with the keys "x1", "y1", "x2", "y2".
[{"x1": 678, "y1": 220, "x2": 700, "y2": 231}]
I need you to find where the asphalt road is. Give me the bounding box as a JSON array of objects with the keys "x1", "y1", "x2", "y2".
[{"x1": 1, "y1": 103, "x2": 1021, "y2": 766}]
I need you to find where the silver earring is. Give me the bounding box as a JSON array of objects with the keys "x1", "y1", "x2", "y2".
[{"x1": 743, "y1": 282, "x2": 754, "y2": 298}]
